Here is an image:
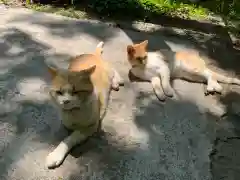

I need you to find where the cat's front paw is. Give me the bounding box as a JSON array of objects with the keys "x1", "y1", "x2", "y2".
[
  {"x1": 155, "y1": 93, "x2": 167, "y2": 102},
  {"x1": 153, "y1": 88, "x2": 166, "y2": 102},
  {"x1": 164, "y1": 87, "x2": 174, "y2": 98},
  {"x1": 46, "y1": 150, "x2": 66, "y2": 169},
  {"x1": 111, "y1": 83, "x2": 120, "y2": 91}
]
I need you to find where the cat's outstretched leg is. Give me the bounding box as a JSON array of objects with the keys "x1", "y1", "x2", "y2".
[
  {"x1": 111, "y1": 69, "x2": 124, "y2": 91},
  {"x1": 151, "y1": 76, "x2": 166, "y2": 101},
  {"x1": 46, "y1": 129, "x2": 94, "y2": 169},
  {"x1": 158, "y1": 68, "x2": 174, "y2": 97},
  {"x1": 205, "y1": 77, "x2": 223, "y2": 95}
]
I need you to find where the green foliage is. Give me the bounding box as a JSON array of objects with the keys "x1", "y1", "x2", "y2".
[
  {"x1": 8, "y1": 0, "x2": 239, "y2": 26},
  {"x1": 85, "y1": 0, "x2": 239, "y2": 21},
  {"x1": 87, "y1": 0, "x2": 147, "y2": 18},
  {"x1": 201, "y1": 0, "x2": 240, "y2": 20},
  {"x1": 85, "y1": 0, "x2": 209, "y2": 20}
]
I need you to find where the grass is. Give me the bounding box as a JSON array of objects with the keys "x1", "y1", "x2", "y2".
[
  {"x1": 26, "y1": 4, "x2": 89, "y2": 19},
  {"x1": 140, "y1": 0, "x2": 209, "y2": 19},
  {"x1": 0, "y1": 0, "x2": 212, "y2": 20}
]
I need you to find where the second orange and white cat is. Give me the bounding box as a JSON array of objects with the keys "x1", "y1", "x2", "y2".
[{"x1": 127, "y1": 40, "x2": 240, "y2": 101}]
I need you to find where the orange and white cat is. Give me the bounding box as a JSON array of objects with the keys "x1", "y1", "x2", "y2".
[
  {"x1": 46, "y1": 41, "x2": 123, "y2": 169},
  {"x1": 127, "y1": 40, "x2": 240, "y2": 101}
]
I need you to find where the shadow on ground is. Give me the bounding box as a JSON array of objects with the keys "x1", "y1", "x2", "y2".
[
  {"x1": 67, "y1": 89, "x2": 240, "y2": 180},
  {"x1": 0, "y1": 28, "x2": 72, "y2": 178},
  {"x1": 8, "y1": 8, "x2": 240, "y2": 76},
  {"x1": 30, "y1": 0, "x2": 240, "y2": 50},
  {"x1": 32, "y1": 0, "x2": 239, "y2": 36},
  {"x1": 210, "y1": 91, "x2": 240, "y2": 180}
]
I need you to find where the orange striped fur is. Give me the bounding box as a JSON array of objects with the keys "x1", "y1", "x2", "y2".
[{"x1": 45, "y1": 42, "x2": 123, "y2": 169}]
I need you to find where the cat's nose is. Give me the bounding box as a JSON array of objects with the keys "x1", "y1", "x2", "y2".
[{"x1": 63, "y1": 100, "x2": 70, "y2": 104}]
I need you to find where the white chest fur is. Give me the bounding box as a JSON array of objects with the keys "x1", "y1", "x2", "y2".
[
  {"x1": 131, "y1": 52, "x2": 169, "y2": 81},
  {"x1": 61, "y1": 94, "x2": 99, "y2": 130}
]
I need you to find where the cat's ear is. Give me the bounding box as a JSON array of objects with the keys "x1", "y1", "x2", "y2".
[
  {"x1": 140, "y1": 40, "x2": 148, "y2": 48},
  {"x1": 47, "y1": 66, "x2": 58, "y2": 79},
  {"x1": 127, "y1": 45, "x2": 135, "y2": 55},
  {"x1": 78, "y1": 65, "x2": 96, "y2": 77}
]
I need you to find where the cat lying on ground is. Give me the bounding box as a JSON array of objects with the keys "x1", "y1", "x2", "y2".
[
  {"x1": 46, "y1": 41, "x2": 124, "y2": 169},
  {"x1": 127, "y1": 40, "x2": 240, "y2": 101}
]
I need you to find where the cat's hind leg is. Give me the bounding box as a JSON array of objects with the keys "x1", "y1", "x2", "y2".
[
  {"x1": 151, "y1": 76, "x2": 166, "y2": 101},
  {"x1": 158, "y1": 67, "x2": 174, "y2": 97}
]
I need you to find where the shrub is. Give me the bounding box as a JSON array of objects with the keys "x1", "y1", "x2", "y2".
[{"x1": 86, "y1": 0, "x2": 163, "y2": 19}]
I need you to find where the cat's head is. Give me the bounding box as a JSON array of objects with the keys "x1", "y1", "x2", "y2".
[
  {"x1": 47, "y1": 65, "x2": 96, "y2": 110},
  {"x1": 127, "y1": 40, "x2": 148, "y2": 67}
]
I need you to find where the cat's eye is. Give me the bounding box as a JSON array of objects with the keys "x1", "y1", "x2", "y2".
[
  {"x1": 72, "y1": 91, "x2": 79, "y2": 95},
  {"x1": 56, "y1": 90, "x2": 63, "y2": 95},
  {"x1": 72, "y1": 90, "x2": 88, "y2": 95},
  {"x1": 136, "y1": 57, "x2": 146, "y2": 64},
  {"x1": 71, "y1": 87, "x2": 80, "y2": 95}
]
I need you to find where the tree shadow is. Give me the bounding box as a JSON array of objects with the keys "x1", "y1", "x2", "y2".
[
  {"x1": 43, "y1": 0, "x2": 239, "y2": 46},
  {"x1": 1, "y1": 10, "x2": 240, "y2": 180},
  {"x1": 65, "y1": 69, "x2": 240, "y2": 179},
  {"x1": 8, "y1": 11, "x2": 118, "y2": 41},
  {"x1": 66, "y1": 87, "x2": 220, "y2": 180},
  {"x1": 142, "y1": 27, "x2": 240, "y2": 75},
  {"x1": 0, "y1": 27, "x2": 73, "y2": 179},
  {"x1": 209, "y1": 91, "x2": 240, "y2": 180},
  {"x1": 8, "y1": 7, "x2": 240, "y2": 76},
  {"x1": 114, "y1": 17, "x2": 240, "y2": 75},
  {"x1": 7, "y1": 10, "x2": 172, "y2": 51},
  {"x1": 68, "y1": 0, "x2": 240, "y2": 75},
  {"x1": 32, "y1": 0, "x2": 238, "y2": 36}
]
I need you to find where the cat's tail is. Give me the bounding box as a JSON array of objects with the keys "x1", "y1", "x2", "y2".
[
  {"x1": 95, "y1": 41, "x2": 104, "y2": 57},
  {"x1": 209, "y1": 69, "x2": 240, "y2": 85}
]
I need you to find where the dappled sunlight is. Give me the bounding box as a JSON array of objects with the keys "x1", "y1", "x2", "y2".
[
  {"x1": 15, "y1": 77, "x2": 50, "y2": 103},
  {"x1": 7, "y1": 8, "x2": 119, "y2": 42},
  {"x1": 0, "y1": 27, "x2": 51, "y2": 77},
  {"x1": 131, "y1": 78, "x2": 240, "y2": 179},
  {"x1": 0, "y1": 7, "x2": 240, "y2": 180},
  {"x1": 105, "y1": 115, "x2": 151, "y2": 150},
  {"x1": 209, "y1": 91, "x2": 240, "y2": 179},
  {"x1": 130, "y1": 91, "x2": 215, "y2": 179},
  {"x1": 172, "y1": 80, "x2": 227, "y2": 117},
  {"x1": 0, "y1": 31, "x2": 33, "y2": 75}
]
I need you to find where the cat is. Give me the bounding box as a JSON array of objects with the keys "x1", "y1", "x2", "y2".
[
  {"x1": 127, "y1": 40, "x2": 240, "y2": 101},
  {"x1": 46, "y1": 41, "x2": 124, "y2": 169}
]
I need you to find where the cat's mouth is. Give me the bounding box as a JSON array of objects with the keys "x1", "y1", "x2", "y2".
[
  {"x1": 62, "y1": 105, "x2": 81, "y2": 111},
  {"x1": 132, "y1": 64, "x2": 142, "y2": 68},
  {"x1": 60, "y1": 102, "x2": 82, "y2": 111},
  {"x1": 132, "y1": 64, "x2": 145, "y2": 68}
]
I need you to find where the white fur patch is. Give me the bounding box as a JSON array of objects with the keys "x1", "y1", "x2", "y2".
[
  {"x1": 131, "y1": 52, "x2": 169, "y2": 81},
  {"x1": 97, "y1": 41, "x2": 104, "y2": 48}
]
